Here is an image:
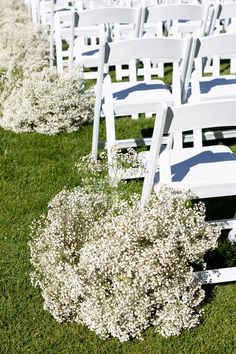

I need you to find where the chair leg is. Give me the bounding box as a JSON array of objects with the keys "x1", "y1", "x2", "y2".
[
  {"x1": 91, "y1": 100, "x2": 101, "y2": 159},
  {"x1": 209, "y1": 214, "x2": 236, "y2": 244},
  {"x1": 227, "y1": 211, "x2": 236, "y2": 244},
  {"x1": 230, "y1": 57, "x2": 236, "y2": 74}
]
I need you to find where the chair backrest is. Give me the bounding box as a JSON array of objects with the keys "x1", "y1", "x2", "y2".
[
  {"x1": 74, "y1": 6, "x2": 142, "y2": 37},
  {"x1": 72, "y1": 6, "x2": 142, "y2": 74},
  {"x1": 95, "y1": 36, "x2": 191, "y2": 129},
  {"x1": 102, "y1": 36, "x2": 191, "y2": 68},
  {"x1": 81, "y1": 0, "x2": 114, "y2": 8},
  {"x1": 215, "y1": 3, "x2": 236, "y2": 34},
  {"x1": 92, "y1": 36, "x2": 192, "y2": 157},
  {"x1": 101, "y1": 36, "x2": 192, "y2": 88},
  {"x1": 141, "y1": 99, "x2": 236, "y2": 205},
  {"x1": 189, "y1": 33, "x2": 236, "y2": 100},
  {"x1": 55, "y1": 6, "x2": 142, "y2": 74},
  {"x1": 164, "y1": 99, "x2": 236, "y2": 138},
  {"x1": 141, "y1": 4, "x2": 211, "y2": 37},
  {"x1": 40, "y1": 0, "x2": 74, "y2": 26},
  {"x1": 194, "y1": 33, "x2": 236, "y2": 60}
]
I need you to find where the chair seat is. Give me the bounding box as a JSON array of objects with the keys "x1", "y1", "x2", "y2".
[
  {"x1": 177, "y1": 20, "x2": 202, "y2": 34},
  {"x1": 103, "y1": 80, "x2": 173, "y2": 116},
  {"x1": 154, "y1": 145, "x2": 236, "y2": 198},
  {"x1": 189, "y1": 75, "x2": 236, "y2": 101},
  {"x1": 75, "y1": 45, "x2": 100, "y2": 67}
]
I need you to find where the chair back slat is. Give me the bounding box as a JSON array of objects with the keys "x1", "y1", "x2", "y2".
[
  {"x1": 103, "y1": 37, "x2": 191, "y2": 65},
  {"x1": 164, "y1": 100, "x2": 236, "y2": 137},
  {"x1": 75, "y1": 7, "x2": 142, "y2": 27},
  {"x1": 195, "y1": 33, "x2": 236, "y2": 58},
  {"x1": 146, "y1": 4, "x2": 209, "y2": 22}
]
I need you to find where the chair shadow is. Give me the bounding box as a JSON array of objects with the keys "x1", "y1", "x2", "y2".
[
  {"x1": 171, "y1": 150, "x2": 234, "y2": 182},
  {"x1": 113, "y1": 82, "x2": 169, "y2": 100},
  {"x1": 153, "y1": 150, "x2": 234, "y2": 183},
  {"x1": 82, "y1": 48, "x2": 99, "y2": 57},
  {"x1": 199, "y1": 77, "x2": 236, "y2": 94}
]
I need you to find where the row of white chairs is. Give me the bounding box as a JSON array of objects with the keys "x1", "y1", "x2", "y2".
[
  {"x1": 24, "y1": 1, "x2": 236, "y2": 284},
  {"x1": 92, "y1": 33, "x2": 236, "y2": 166},
  {"x1": 25, "y1": 1, "x2": 236, "y2": 76},
  {"x1": 92, "y1": 33, "x2": 236, "y2": 285},
  {"x1": 53, "y1": 3, "x2": 216, "y2": 77},
  {"x1": 53, "y1": 2, "x2": 236, "y2": 77},
  {"x1": 24, "y1": 0, "x2": 236, "y2": 21}
]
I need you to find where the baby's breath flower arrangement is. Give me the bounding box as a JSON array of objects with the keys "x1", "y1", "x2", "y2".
[
  {"x1": 0, "y1": 68, "x2": 94, "y2": 134},
  {"x1": 0, "y1": 0, "x2": 94, "y2": 134},
  {"x1": 0, "y1": 1, "x2": 49, "y2": 76},
  {"x1": 29, "y1": 187, "x2": 113, "y2": 322},
  {"x1": 78, "y1": 186, "x2": 220, "y2": 340},
  {"x1": 30, "y1": 174, "x2": 220, "y2": 341}
]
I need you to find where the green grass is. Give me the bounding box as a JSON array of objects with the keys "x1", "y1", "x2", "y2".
[
  {"x1": 0, "y1": 58, "x2": 236, "y2": 354},
  {"x1": 0, "y1": 120, "x2": 236, "y2": 354}
]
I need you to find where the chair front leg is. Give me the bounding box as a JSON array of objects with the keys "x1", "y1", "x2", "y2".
[{"x1": 228, "y1": 210, "x2": 236, "y2": 244}]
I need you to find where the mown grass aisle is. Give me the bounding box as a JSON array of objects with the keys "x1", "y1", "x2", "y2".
[
  {"x1": 1, "y1": 0, "x2": 236, "y2": 352},
  {"x1": 0, "y1": 125, "x2": 236, "y2": 353}
]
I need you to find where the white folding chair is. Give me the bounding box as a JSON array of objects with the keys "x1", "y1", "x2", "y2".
[
  {"x1": 40, "y1": 0, "x2": 78, "y2": 68},
  {"x1": 187, "y1": 33, "x2": 236, "y2": 140},
  {"x1": 214, "y1": 3, "x2": 236, "y2": 73},
  {"x1": 141, "y1": 99, "x2": 236, "y2": 284},
  {"x1": 92, "y1": 36, "x2": 193, "y2": 180},
  {"x1": 139, "y1": 4, "x2": 214, "y2": 77},
  {"x1": 188, "y1": 33, "x2": 236, "y2": 102},
  {"x1": 215, "y1": 3, "x2": 236, "y2": 35},
  {"x1": 40, "y1": 1, "x2": 83, "y2": 26},
  {"x1": 73, "y1": 6, "x2": 142, "y2": 79},
  {"x1": 54, "y1": 7, "x2": 142, "y2": 76}
]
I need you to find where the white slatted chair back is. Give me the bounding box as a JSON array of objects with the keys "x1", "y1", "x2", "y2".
[
  {"x1": 140, "y1": 4, "x2": 213, "y2": 78},
  {"x1": 40, "y1": 0, "x2": 67, "y2": 26},
  {"x1": 40, "y1": 0, "x2": 82, "y2": 26},
  {"x1": 40, "y1": 1, "x2": 82, "y2": 68},
  {"x1": 215, "y1": 3, "x2": 236, "y2": 34},
  {"x1": 142, "y1": 99, "x2": 236, "y2": 205},
  {"x1": 141, "y1": 99, "x2": 236, "y2": 284},
  {"x1": 131, "y1": 0, "x2": 157, "y2": 5},
  {"x1": 74, "y1": 6, "x2": 141, "y2": 28},
  {"x1": 141, "y1": 4, "x2": 211, "y2": 38},
  {"x1": 81, "y1": 0, "x2": 114, "y2": 8},
  {"x1": 102, "y1": 36, "x2": 189, "y2": 67},
  {"x1": 215, "y1": 3, "x2": 236, "y2": 72},
  {"x1": 72, "y1": 7, "x2": 142, "y2": 79},
  {"x1": 189, "y1": 33, "x2": 236, "y2": 103},
  {"x1": 92, "y1": 36, "x2": 193, "y2": 169},
  {"x1": 183, "y1": 33, "x2": 236, "y2": 145}
]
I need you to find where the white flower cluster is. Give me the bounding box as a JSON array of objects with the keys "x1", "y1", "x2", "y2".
[
  {"x1": 0, "y1": 0, "x2": 94, "y2": 134},
  {"x1": 0, "y1": 1, "x2": 49, "y2": 75},
  {"x1": 30, "y1": 187, "x2": 112, "y2": 322},
  {"x1": 76, "y1": 149, "x2": 147, "y2": 189},
  {"x1": 29, "y1": 183, "x2": 220, "y2": 342},
  {"x1": 1, "y1": 67, "x2": 94, "y2": 134}
]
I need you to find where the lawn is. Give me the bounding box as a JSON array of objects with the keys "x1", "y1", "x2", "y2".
[{"x1": 0, "y1": 117, "x2": 236, "y2": 353}]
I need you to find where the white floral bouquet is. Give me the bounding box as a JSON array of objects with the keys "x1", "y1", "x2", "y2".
[
  {"x1": 0, "y1": 0, "x2": 94, "y2": 135},
  {"x1": 1, "y1": 67, "x2": 94, "y2": 134},
  {"x1": 29, "y1": 182, "x2": 220, "y2": 342}
]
